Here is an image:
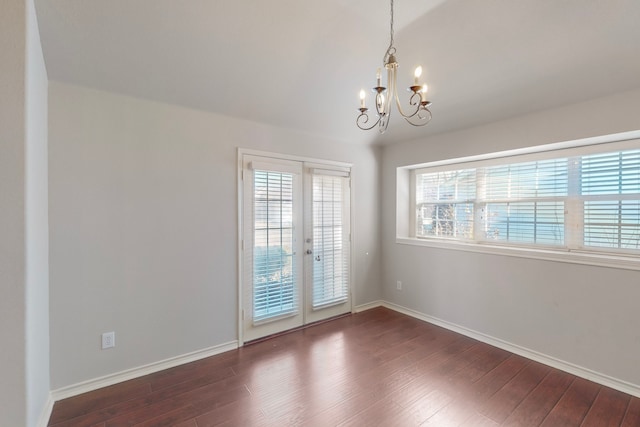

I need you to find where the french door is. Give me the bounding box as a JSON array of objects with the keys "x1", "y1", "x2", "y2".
[{"x1": 240, "y1": 154, "x2": 351, "y2": 343}]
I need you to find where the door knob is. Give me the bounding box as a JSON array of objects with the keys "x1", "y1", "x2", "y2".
[{"x1": 306, "y1": 249, "x2": 313, "y2": 255}]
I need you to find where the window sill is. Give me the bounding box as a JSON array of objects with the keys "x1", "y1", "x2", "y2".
[{"x1": 395, "y1": 237, "x2": 640, "y2": 271}]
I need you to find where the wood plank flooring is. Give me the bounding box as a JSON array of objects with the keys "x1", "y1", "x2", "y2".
[{"x1": 48, "y1": 307, "x2": 640, "y2": 426}]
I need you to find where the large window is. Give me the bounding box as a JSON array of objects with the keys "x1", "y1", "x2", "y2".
[{"x1": 411, "y1": 138, "x2": 640, "y2": 256}]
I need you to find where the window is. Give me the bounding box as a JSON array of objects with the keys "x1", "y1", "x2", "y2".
[{"x1": 409, "y1": 136, "x2": 640, "y2": 259}]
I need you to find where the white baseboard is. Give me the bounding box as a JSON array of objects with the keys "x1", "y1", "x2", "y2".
[
  {"x1": 379, "y1": 301, "x2": 640, "y2": 399},
  {"x1": 44, "y1": 301, "x2": 640, "y2": 421},
  {"x1": 353, "y1": 300, "x2": 384, "y2": 313},
  {"x1": 51, "y1": 341, "x2": 238, "y2": 402},
  {"x1": 36, "y1": 392, "x2": 54, "y2": 427}
]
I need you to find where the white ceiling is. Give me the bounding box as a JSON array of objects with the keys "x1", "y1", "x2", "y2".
[{"x1": 35, "y1": 0, "x2": 640, "y2": 145}]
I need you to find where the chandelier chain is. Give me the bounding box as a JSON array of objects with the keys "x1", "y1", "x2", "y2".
[{"x1": 384, "y1": 0, "x2": 396, "y2": 64}]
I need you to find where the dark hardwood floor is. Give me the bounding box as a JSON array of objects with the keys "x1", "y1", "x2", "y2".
[{"x1": 48, "y1": 307, "x2": 640, "y2": 426}]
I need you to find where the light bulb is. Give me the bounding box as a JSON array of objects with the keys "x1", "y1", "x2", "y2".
[
  {"x1": 359, "y1": 90, "x2": 366, "y2": 108},
  {"x1": 376, "y1": 68, "x2": 382, "y2": 87},
  {"x1": 414, "y1": 66, "x2": 423, "y2": 84}
]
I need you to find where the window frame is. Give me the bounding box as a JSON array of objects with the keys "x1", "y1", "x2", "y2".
[{"x1": 399, "y1": 131, "x2": 640, "y2": 271}]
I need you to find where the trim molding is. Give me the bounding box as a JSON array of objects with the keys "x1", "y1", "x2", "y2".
[
  {"x1": 42, "y1": 300, "x2": 640, "y2": 421},
  {"x1": 36, "y1": 393, "x2": 54, "y2": 427},
  {"x1": 379, "y1": 301, "x2": 640, "y2": 399},
  {"x1": 51, "y1": 341, "x2": 238, "y2": 401},
  {"x1": 353, "y1": 300, "x2": 384, "y2": 313},
  {"x1": 395, "y1": 237, "x2": 640, "y2": 272}
]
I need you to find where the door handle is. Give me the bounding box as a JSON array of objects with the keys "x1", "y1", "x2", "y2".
[{"x1": 306, "y1": 249, "x2": 313, "y2": 255}]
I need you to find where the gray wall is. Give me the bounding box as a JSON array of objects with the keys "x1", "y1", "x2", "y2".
[
  {"x1": 48, "y1": 82, "x2": 382, "y2": 389},
  {"x1": 0, "y1": 0, "x2": 50, "y2": 425},
  {"x1": 381, "y1": 88, "x2": 640, "y2": 387}
]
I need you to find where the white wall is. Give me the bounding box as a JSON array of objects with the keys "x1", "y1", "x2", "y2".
[
  {"x1": 1, "y1": 0, "x2": 50, "y2": 425},
  {"x1": 25, "y1": 0, "x2": 50, "y2": 424},
  {"x1": 48, "y1": 82, "x2": 382, "y2": 389},
  {"x1": 0, "y1": 0, "x2": 28, "y2": 424},
  {"x1": 382, "y1": 88, "x2": 640, "y2": 389}
]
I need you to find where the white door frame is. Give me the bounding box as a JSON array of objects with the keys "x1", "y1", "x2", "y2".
[{"x1": 237, "y1": 148, "x2": 354, "y2": 345}]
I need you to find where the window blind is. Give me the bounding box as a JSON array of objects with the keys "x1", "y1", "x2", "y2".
[
  {"x1": 482, "y1": 158, "x2": 567, "y2": 245},
  {"x1": 253, "y1": 170, "x2": 297, "y2": 321},
  {"x1": 312, "y1": 174, "x2": 349, "y2": 308},
  {"x1": 413, "y1": 141, "x2": 640, "y2": 255},
  {"x1": 580, "y1": 149, "x2": 640, "y2": 250},
  {"x1": 415, "y1": 169, "x2": 475, "y2": 238}
]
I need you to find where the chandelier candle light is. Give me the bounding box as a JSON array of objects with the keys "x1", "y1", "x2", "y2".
[{"x1": 357, "y1": 0, "x2": 432, "y2": 132}]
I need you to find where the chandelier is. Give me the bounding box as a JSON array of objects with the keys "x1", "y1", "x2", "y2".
[{"x1": 357, "y1": 0, "x2": 432, "y2": 133}]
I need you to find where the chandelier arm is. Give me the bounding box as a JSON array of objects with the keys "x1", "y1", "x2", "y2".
[
  {"x1": 395, "y1": 91, "x2": 422, "y2": 119},
  {"x1": 375, "y1": 91, "x2": 385, "y2": 116},
  {"x1": 403, "y1": 107, "x2": 432, "y2": 126},
  {"x1": 356, "y1": 110, "x2": 381, "y2": 131},
  {"x1": 379, "y1": 109, "x2": 391, "y2": 133},
  {"x1": 419, "y1": 108, "x2": 433, "y2": 122},
  {"x1": 387, "y1": 62, "x2": 421, "y2": 120},
  {"x1": 375, "y1": 89, "x2": 391, "y2": 133},
  {"x1": 378, "y1": 69, "x2": 396, "y2": 134},
  {"x1": 382, "y1": 67, "x2": 394, "y2": 119}
]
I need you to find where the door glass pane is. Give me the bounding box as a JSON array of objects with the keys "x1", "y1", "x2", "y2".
[
  {"x1": 312, "y1": 174, "x2": 348, "y2": 308},
  {"x1": 253, "y1": 170, "x2": 297, "y2": 321}
]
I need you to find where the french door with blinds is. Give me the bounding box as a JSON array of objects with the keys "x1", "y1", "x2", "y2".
[{"x1": 240, "y1": 154, "x2": 351, "y2": 342}]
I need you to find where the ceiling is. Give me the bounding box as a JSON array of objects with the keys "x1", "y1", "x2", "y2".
[{"x1": 35, "y1": 0, "x2": 640, "y2": 145}]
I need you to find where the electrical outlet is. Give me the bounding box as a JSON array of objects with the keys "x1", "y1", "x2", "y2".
[
  {"x1": 396, "y1": 280, "x2": 402, "y2": 290},
  {"x1": 102, "y1": 331, "x2": 115, "y2": 349}
]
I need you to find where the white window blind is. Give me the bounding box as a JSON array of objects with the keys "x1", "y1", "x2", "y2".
[
  {"x1": 413, "y1": 141, "x2": 640, "y2": 255},
  {"x1": 482, "y1": 158, "x2": 567, "y2": 245},
  {"x1": 580, "y1": 149, "x2": 640, "y2": 250},
  {"x1": 312, "y1": 174, "x2": 349, "y2": 308},
  {"x1": 253, "y1": 170, "x2": 297, "y2": 321},
  {"x1": 416, "y1": 169, "x2": 475, "y2": 238}
]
